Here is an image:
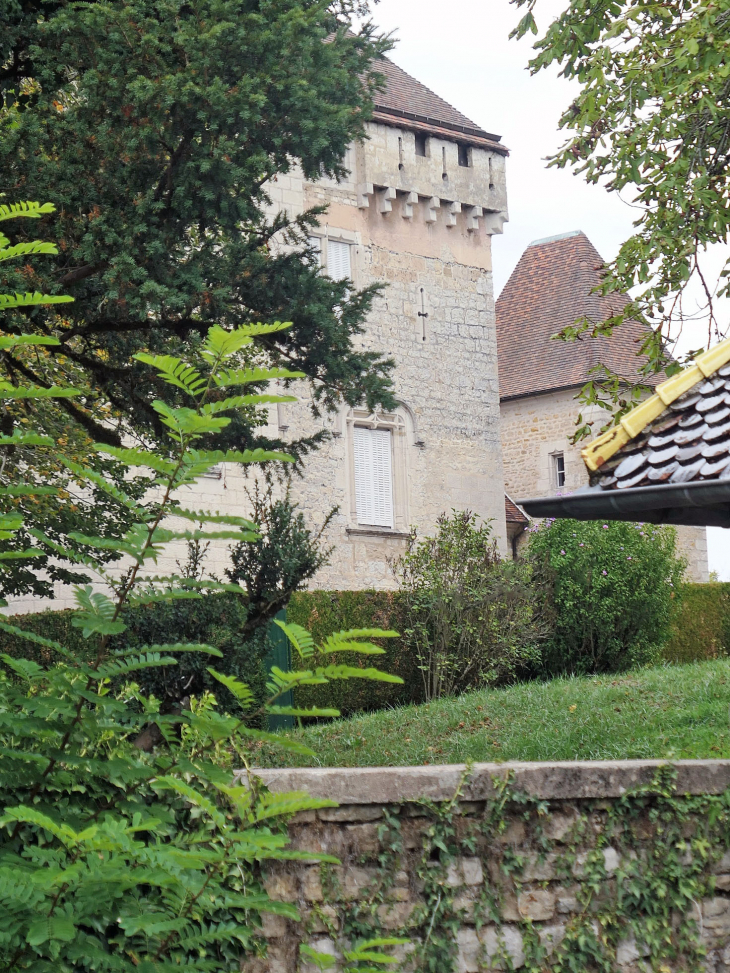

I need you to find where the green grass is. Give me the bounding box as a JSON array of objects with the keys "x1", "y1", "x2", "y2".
[{"x1": 258, "y1": 660, "x2": 730, "y2": 768}]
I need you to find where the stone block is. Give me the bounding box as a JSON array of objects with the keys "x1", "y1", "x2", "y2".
[
  {"x1": 300, "y1": 937, "x2": 341, "y2": 973},
  {"x1": 446, "y1": 857, "x2": 484, "y2": 887},
  {"x1": 306, "y1": 905, "x2": 340, "y2": 934},
  {"x1": 318, "y1": 805, "x2": 383, "y2": 823},
  {"x1": 556, "y1": 888, "x2": 580, "y2": 914},
  {"x1": 480, "y1": 925, "x2": 525, "y2": 970},
  {"x1": 340, "y1": 865, "x2": 378, "y2": 899},
  {"x1": 260, "y1": 913, "x2": 288, "y2": 939},
  {"x1": 616, "y1": 933, "x2": 650, "y2": 966},
  {"x1": 376, "y1": 900, "x2": 416, "y2": 930},
  {"x1": 543, "y1": 809, "x2": 580, "y2": 842},
  {"x1": 702, "y1": 897, "x2": 730, "y2": 947},
  {"x1": 344, "y1": 823, "x2": 381, "y2": 856},
  {"x1": 302, "y1": 868, "x2": 323, "y2": 903},
  {"x1": 518, "y1": 889, "x2": 555, "y2": 921},
  {"x1": 522, "y1": 852, "x2": 559, "y2": 882},
  {"x1": 538, "y1": 923, "x2": 566, "y2": 956},
  {"x1": 263, "y1": 872, "x2": 298, "y2": 903}
]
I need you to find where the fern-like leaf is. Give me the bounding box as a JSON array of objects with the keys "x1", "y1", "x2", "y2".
[
  {"x1": 0, "y1": 292, "x2": 73, "y2": 309},
  {"x1": 274, "y1": 620, "x2": 315, "y2": 659},
  {"x1": 0, "y1": 200, "x2": 56, "y2": 221}
]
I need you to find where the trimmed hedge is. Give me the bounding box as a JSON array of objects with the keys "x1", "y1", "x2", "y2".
[
  {"x1": 2, "y1": 584, "x2": 727, "y2": 720},
  {"x1": 287, "y1": 589, "x2": 423, "y2": 715},
  {"x1": 663, "y1": 582, "x2": 730, "y2": 663}
]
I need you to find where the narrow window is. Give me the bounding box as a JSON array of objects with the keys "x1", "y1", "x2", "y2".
[
  {"x1": 353, "y1": 426, "x2": 394, "y2": 528},
  {"x1": 552, "y1": 452, "x2": 566, "y2": 490},
  {"x1": 326, "y1": 239, "x2": 351, "y2": 282},
  {"x1": 398, "y1": 137, "x2": 404, "y2": 170},
  {"x1": 457, "y1": 143, "x2": 470, "y2": 168},
  {"x1": 415, "y1": 133, "x2": 427, "y2": 158}
]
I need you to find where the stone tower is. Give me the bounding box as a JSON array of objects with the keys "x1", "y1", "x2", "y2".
[{"x1": 267, "y1": 56, "x2": 511, "y2": 589}]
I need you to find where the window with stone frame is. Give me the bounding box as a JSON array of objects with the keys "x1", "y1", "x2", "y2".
[
  {"x1": 346, "y1": 408, "x2": 412, "y2": 533},
  {"x1": 551, "y1": 451, "x2": 566, "y2": 491},
  {"x1": 309, "y1": 236, "x2": 352, "y2": 282}
]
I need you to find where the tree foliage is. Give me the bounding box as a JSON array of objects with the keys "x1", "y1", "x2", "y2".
[
  {"x1": 393, "y1": 511, "x2": 542, "y2": 701},
  {"x1": 512, "y1": 0, "x2": 730, "y2": 436},
  {"x1": 0, "y1": 205, "x2": 405, "y2": 971},
  {"x1": 528, "y1": 517, "x2": 685, "y2": 675},
  {"x1": 0, "y1": 0, "x2": 396, "y2": 591}
]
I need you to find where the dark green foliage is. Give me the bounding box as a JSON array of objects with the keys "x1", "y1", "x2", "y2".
[
  {"x1": 528, "y1": 518, "x2": 685, "y2": 676},
  {"x1": 288, "y1": 589, "x2": 422, "y2": 716},
  {"x1": 227, "y1": 483, "x2": 335, "y2": 634},
  {"x1": 393, "y1": 511, "x2": 542, "y2": 701},
  {"x1": 0, "y1": 0, "x2": 396, "y2": 450},
  {"x1": 663, "y1": 582, "x2": 730, "y2": 664}
]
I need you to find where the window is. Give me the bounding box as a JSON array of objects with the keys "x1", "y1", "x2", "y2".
[
  {"x1": 309, "y1": 237, "x2": 351, "y2": 281},
  {"x1": 457, "y1": 143, "x2": 470, "y2": 168},
  {"x1": 326, "y1": 239, "x2": 351, "y2": 281},
  {"x1": 551, "y1": 452, "x2": 566, "y2": 490},
  {"x1": 202, "y1": 463, "x2": 223, "y2": 480},
  {"x1": 415, "y1": 133, "x2": 428, "y2": 158},
  {"x1": 353, "y1": 426, "x2": 394, "y2": 528}
]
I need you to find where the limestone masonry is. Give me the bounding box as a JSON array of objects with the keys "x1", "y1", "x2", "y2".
[{"x1": 245, "y1": 760, "x2": 730, "y2": 972}]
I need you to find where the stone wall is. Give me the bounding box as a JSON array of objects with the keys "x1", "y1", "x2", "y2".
[
  {"x1": 500, "y1": 388, "x2": 710, "y2": 582},
  {"x1": 246, "y1": 761, "x2": 730, "y2": 972}
]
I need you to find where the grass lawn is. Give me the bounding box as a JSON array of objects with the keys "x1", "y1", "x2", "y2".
[{"x1": 257, "y1": 659, "x2": 730, "y2": 768}]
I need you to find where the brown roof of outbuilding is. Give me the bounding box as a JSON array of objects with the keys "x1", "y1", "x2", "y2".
[
  {"x1": 505, "y1": 494, "x2": 529, "y2": 526},
  {"x1": 496, "y1": 231, "x2": 653, "y2": 400},
  {"x1": 373, "y1": 57, "x2": 506, "y2": 154}
]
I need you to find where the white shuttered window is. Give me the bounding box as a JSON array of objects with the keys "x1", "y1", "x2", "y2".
[
  {"x1": 326, "y1": 239, "x2": 351, "y2": 281},
  {"x1": 353, "y1": 426, "x2": 394, "y2": 528}
]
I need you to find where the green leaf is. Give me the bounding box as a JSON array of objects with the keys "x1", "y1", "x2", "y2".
[
  {"x1": 207, "y1": 668, "x2": 255, "y2": 707},
  {"x1": 0, "y1": 381, "x2": 79, "y2": 398},
  {"x1": 266, "y1": 705, "x2": 340, "y2": 718},
  {"x1": 0, "y1": 200, "x2": 56, "y2": 221},
  {"x1": 27, "y1": 917, "x2": 76, "y2": 946},
  {"x1": 275, "y1": 619, "x2": 315, "y2": 659},
  {"x1": 0, "y1": 292, "x2": 73, "y2": 310},
  {"x1": 236, "y1": 726, "x2": 315, "y2": 757}
]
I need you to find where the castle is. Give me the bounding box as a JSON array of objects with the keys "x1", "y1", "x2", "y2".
[{"x1": 6, "y1": 55, "x2": 707, "y2": 615}]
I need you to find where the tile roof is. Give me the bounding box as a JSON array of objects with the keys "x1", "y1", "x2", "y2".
[
  {"x1": 496, "y1": 231, "x2": 653, "y2": 400},
  {"x1": 519, "y1": 337, "x2": 730, "y2": 528},
  {"x1": 373, "y1": 57, "x2": 506, "y2": 153},
  {"x1": 588, "y1": 338, "x2": 730, "y2": 492},
  {"x1": 505, "y1": 494, "x2": 529, "y2": 526}
]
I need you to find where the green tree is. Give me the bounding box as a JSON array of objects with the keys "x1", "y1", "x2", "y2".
[
  {"x1": 0, "y1": 0, "x2": 395, "y2": 465},
  {"x1": 512, "y1": 0, "x2": 730, "y2": 435},
  {"x1": 0, "y1": 212, "x2": 404, "y2": 967},
  {"x1": 528, "y1": 517, "x2": 685, "y2": 676}
]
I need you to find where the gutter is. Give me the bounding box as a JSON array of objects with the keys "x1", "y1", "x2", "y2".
[{"x1": 520, "y1": 479, "x2": 730, "y2": 529}]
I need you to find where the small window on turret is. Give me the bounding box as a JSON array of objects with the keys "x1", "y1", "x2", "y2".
[
  {"x1": 458, "y1": 144, "x2": 470, "y2": 168},
  {"x1": 415, "y1": 133, "x2": 427, "y2": 158}
]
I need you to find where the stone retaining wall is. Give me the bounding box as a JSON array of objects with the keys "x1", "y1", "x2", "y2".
[{"x1": 245, "y1": 761, "x2": 730, "y2": 972}]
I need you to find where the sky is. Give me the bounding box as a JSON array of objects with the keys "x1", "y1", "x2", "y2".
[{"x1": 368, "y1": 0, "x2": 730, "y2": 580}]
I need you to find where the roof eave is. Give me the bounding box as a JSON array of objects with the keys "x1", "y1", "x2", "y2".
[
  {"x1": 520, "y1": 480, "x2": 730, "y2": 529},
  {"x1": 371, "y1": 109, "x2": 509, "y2": 155}
]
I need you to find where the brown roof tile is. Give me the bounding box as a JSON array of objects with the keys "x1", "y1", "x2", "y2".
[
  {"x1": 496, "y1": 231, "x2": 653, "y2": 400},
  {"x1": 373, "y1": 57, "x2": 504, "y2": 151},
  {"x1": 505, "y1": 494, "x2": 529, "y2": 525}
]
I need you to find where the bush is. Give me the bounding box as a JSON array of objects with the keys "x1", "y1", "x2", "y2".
[
  {"x1": 392, "y1": 511, "x2": 542, "y2": 701},
  {"x1": 663, "y1": 582, "x2": 730, "y2": 663},
  {"x1": 289, "y1": 589, "x2": 422, "y2": 715},
  {"x1": 528, "y1": 518, "x2": 685, "y2": 676}
]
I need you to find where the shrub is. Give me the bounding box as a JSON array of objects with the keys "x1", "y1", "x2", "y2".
[
  {"x1": 289, "y1": 589, "x2": 423, "y2": 715},
  {"x1": 0, "y1": 219, "x2": 403, "y2": 973},
  {"x1": 663, "y1": 582, "x2": 730, "y2": 663},
  {"x1": 392, "y1": 511, "x2": 542, "y2": 701},
  {"x1": 528, "y1": 517, "x2": 685, "y2": 676}
]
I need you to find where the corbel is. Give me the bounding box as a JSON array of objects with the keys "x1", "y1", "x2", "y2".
[
  {"x1": 377, "y1": 187, "x2": 397, "y2": 214},
  {"x1": 401, "y1": 191, "x2": 419, "y2": 220},
  {"x1": 446, "y1": 201, "x2": 461, "y2": 227},
  {"x1": 425, "y1": 196, "x2": 441, "y2": 224},
  {"x1": 357, "y1": 183, "x2": 374, "y2": 209},
  {"x1": 466, "y1": 205, "x2": 483, "y2": 232}
]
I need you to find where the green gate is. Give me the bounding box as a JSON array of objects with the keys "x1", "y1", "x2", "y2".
[{"x1": 264, "y1": 609, "x2": 294, "y2": 731}]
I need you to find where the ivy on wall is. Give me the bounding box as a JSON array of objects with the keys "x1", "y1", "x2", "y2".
[{"x1": 288, "y1": 768, "x2": 730, "y2": 972}]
